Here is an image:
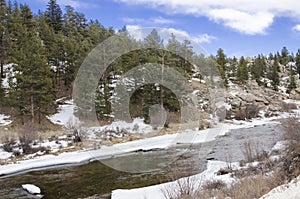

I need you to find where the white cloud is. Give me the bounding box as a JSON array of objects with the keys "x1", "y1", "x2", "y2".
[
  {"x1": 122, "y1": 17, "x2": 145, "y2": 24},
  {"x1": 293, "y1": 24, "x2": 300, "y2": 32},
  {"x1": 152, "y1": 16, "x2": 174, "y2": 24},
  {"x1": 126, "y1": 25, "x2": 216, "y2": 44},
  {"x1": 208, "y1": 9, "x2": 274, "y2": 35},
  {"x1": 193, "y1": 34, "x2": 217, "y2": 43},
  {"x1": 122, "y1": 16, "x2": 174, "y2": 25},
  {"x1": 126, "y1": 25, "x2": 145, "y2": 41},
  {"x1": 57, "y1": 0, "x2": 97, "y2": 9},
  {"x1": 38, "y1": 0, "x2": 97, "y2": 9},
  {"x1": 116, "y1": 0, "x2": 300, "y2": 35}
]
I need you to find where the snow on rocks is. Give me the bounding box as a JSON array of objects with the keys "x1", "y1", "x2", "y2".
[
  {"x1": 0, "y1": 114, "x2": 12, "y2": 126},
  {"x1": 86, "y1": 118, "x2": 153, "y2": 140},
  {"x1": 0, "y1": 147, "x2": 12, "y2": 159},
  {"x1": 22, "y1": 184, "x2": 41, "y2": 194},
  {"x1": 1, "y1": 63, "x2": 14, "y2": 89},
  {"x1": 47, "y1": 99, "x2": 80, "y2": 128}
]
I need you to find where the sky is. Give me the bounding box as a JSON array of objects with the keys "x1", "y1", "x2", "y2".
[{"x1": 15, "y1": 0, "x2": 300, "y2": 58}]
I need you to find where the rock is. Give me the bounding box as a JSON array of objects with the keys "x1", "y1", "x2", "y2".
[
  {"x1": 22, "y1": 184, "x2": 41, "y2": 195},
  {"x1": 231, "y1": 97, "x2": 243, "y2": 108},
  {"x1": 199, "y1": 111, "x2": 211, "y2": 130},
  {"x1": 236, "y1": 92, "x2": 257, "y2": 103},
  {"x1": 268, "y1": 105, "x2": 282, "y2": 112}
]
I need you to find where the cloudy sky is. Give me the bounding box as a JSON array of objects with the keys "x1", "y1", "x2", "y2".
[{"x1": 17, "y1": 0, "x2": 300, "y2": 57}]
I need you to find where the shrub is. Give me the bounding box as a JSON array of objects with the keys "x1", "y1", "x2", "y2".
[
  {"x1": 2, "y1": 136, "x2": 16, "y2": 152},
  {"x1": 245, "y1": 104, "x2": 260, "y2": 119},
  {"x1": 18, "y1": 122, "x2": 38, "y2": 154}
]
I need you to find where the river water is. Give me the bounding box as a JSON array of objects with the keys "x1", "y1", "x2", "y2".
[{"x1": 0, "y1": 123, "x2": 282, "y2": 199}]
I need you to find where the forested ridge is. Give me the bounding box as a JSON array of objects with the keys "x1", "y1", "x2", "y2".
[{"x1": 0, "y1": 0, "x2": 299, "y2": 126}]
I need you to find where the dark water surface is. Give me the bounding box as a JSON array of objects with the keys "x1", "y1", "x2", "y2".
[{"x1": 0, "y1": 144, "x2": 209, "y2": 199}]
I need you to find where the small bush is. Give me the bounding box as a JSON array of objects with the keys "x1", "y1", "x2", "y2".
[
  {"x1": 2, "y1": 137, "x2": 16, "y2": 152},
  {"x1": 282, "y1": 117, "x2": 300, "y2": 142},
  {"x1": 202, "y1": 179, "x2": 226, "y2": 190},
  {"x1": 162, "y1": 176, "x2": 200, "y2": 199},
  {"x1": 245, "y1": 104, "x2": 260, "y2": 119},
  {"x1": 18, "y1": 122, "x2": 38, "y2": 154},
  {"x1": 280, "y1": 117, "x2": 300, "y2": 181},
  {"x1": 241, "y1": 140, "x2": 263, "y2": 163}
]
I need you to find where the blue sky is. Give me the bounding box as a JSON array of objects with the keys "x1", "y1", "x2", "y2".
[{"x1": 16, "y1": 0, "x2": 300, "y2": 58}]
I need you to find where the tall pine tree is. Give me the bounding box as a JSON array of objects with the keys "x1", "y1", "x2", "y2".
[
  {"x1": 45, "y1": 0, "x2": 62, "y2": 33},
  {"x1": 237, "y1": 56, "x2": 248, "y2": 83},
  {"x1": 9, "y1": 5, "x2": 54, "y2": 124},
  {"x1": 296, "y1": 49, "x2": 300, "y2": 79}
]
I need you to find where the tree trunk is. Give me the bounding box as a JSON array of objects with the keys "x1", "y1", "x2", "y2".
[
  {"x1": 0, "y1": 60, "x2": 4, "y2": 78},
  {"x1": 30, "y1": 90, "x2": 35, "y2": 124},
  {"x1": 160, "y1": 51, "x2": 165, "y2": 107}
]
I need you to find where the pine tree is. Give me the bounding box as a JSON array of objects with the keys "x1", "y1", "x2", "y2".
[
  {"x1": 287, "y1": 66, "x2": 297, "y2": 93},
  {"x1": 269, "y1": 56, "x2": 280, "y2": 90},
  {"x1": 216, "y1": 48, "x2": 228, "y2": 86},
  {"x1": 0, "y1": 0, "x2": 7, "y2": 78},
  {"x1": 251, "y1": 54, "x2": 266, "y2": 85},
  {"x1": 280, "y1": 46, "x2": 293, "y2": 66},
  {"x1": 9, "y1": 5, "x2": 54, "y2": 124},
  {"x1": 237, "y1": 56, "x2": 248, "y2": 82},
  {"x1": 144, "y1": 29, "x2": 163, "y2": 49},
  {"x1": 296, "y1": 49, "x2": 300, "y2": 79},
  {"x1": 167, "y1": 33, "x2": 180, "y2": 53},
  {"x1": 45, "y1": 0, "x2": 62, "y2": 33}
]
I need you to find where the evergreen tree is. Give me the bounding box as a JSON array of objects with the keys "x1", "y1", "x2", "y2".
[
  {"x1": 0, "y1": 0, "x2": 7, "y2": 78},
  {"x1": 167, "y1": 33, "x2": 180, "y2": 53},
  {"x1": 215, "y1": 48, "x2": 228, "y2": 85},
  {"x1": 268, "y1": 53, "x2": 274, "y2": 61},
  {"x1": 237, "y1": 56, "x2": 248, "y2": 82},
  {"x1": 9, "y1": 5, "x2": 54, "y2": 124},
  {"x1": 269, "y1": 56, "x2": 280, "y2": 90},
  {"x1": 280, "y1": 46, "x2": 293, "y2": 66},
  {"x1": 296, "y1": 49, "x2": 300, "y2": 79},
  {"x1": 287, "y1": 66, "x2": 297, "y2": 93},
  {"x1": 251, "y1": 54, "x2": 266, "y2": 85},
  {"x1": 45, "y1": 0, "x2": 62, "y2": 33},
  {"x1": 144, "y1": 29, "x2": 163, "y2": 49}
]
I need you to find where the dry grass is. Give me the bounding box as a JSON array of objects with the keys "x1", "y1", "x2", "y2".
[{"x1": 161, "y1": 176, "x2": 201, "y2": 199}]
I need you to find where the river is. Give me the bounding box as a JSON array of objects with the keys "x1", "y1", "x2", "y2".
[{"x1": 0, "y1": 122, "x2": 282, "y2": 199}]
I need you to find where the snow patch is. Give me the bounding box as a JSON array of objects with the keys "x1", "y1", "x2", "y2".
[
  {"x1": 272, "y1": 141, "x2": 289, "y2": 151},
  {"x1": 0, "y1": 148, "x2": 12, "y2": 159},
  {"x1": 0, "y1": 114, "x2": 12, "y2": 126},
  {"x1": 47, "y1": 99, "x2": 80, "y2": 128},
  {"x1": 260, "y1": 176, "x2": 300, "y2": 199},
  {"x1": 22, "y1": 184, "x2": 41, "y2": 194}
]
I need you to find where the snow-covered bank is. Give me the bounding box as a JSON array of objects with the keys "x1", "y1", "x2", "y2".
[
  {"x1": 260, "y1": 176, "x2": 300, "y2": 199},
  {"x1": 47, "y1": 99, "x2": 79, "y2": 128},
  {"x1": 112, "y1": 160, "x2": 239, "y2": 199},
  {"x1": 0, "y1": 118, "x2": 279, "y2": 177},
  {"x1": 86, "y1": 118, "x2": 153, "y2": 140}
]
